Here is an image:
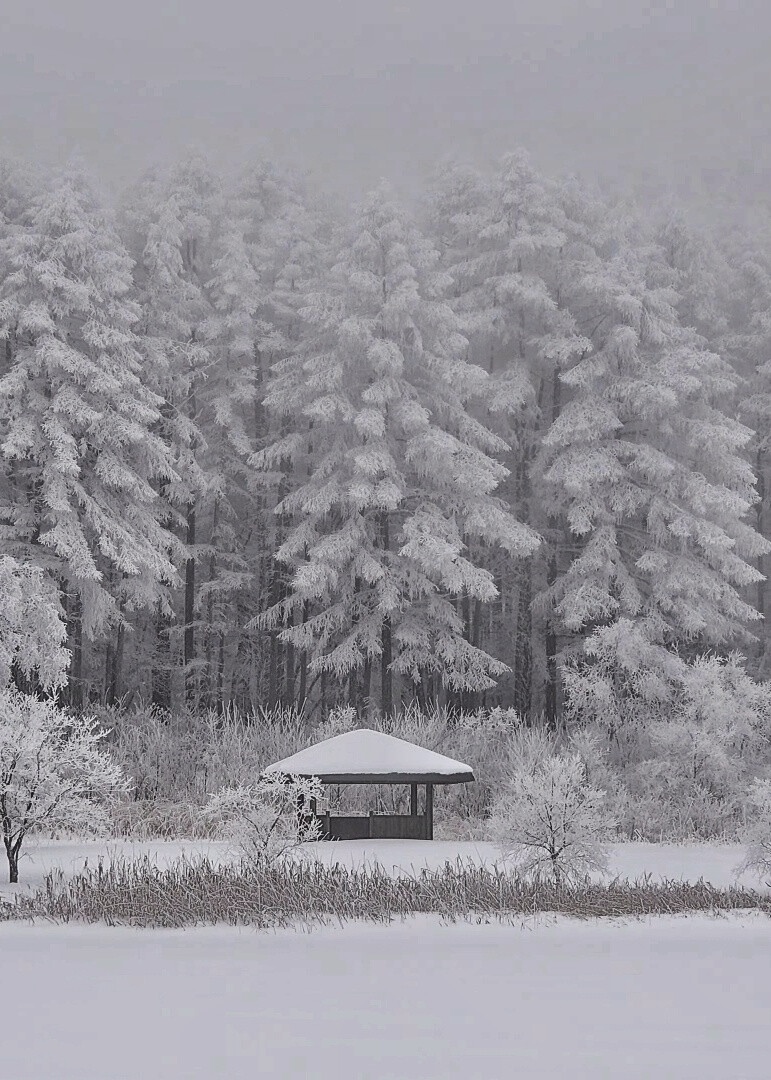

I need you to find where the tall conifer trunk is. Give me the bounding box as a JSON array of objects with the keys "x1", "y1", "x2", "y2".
[
  {"x1": 112, "y1": 622, "x2": 125, "y2": 704},
  {"x1": 285, "y1": 614, "x2": 296, "y2": 708},
  {"x1": 152, "y1": 599, "x2": 171, "y2": 711},
  {"x1": 757, "y1": 452, "x2": 771, "y2": 678},
  {"x1": 380, "y1": 512, "x2": 394, "y2": 715},
  {"x1": 205, "y1": 499, "x2": 220, "y2": 708},
  {"x1": 381, "y1": 617, "x2": 393, "y2": 716},
  {"x1": 184, "y1": 505, "x2": 196, "y2": 698},
  {"x1": 531, "y1": 367, "x2": 562, "y2": 724},
  {"x1": 69, "y1": 596, "x2": 84, "y2": 710}
]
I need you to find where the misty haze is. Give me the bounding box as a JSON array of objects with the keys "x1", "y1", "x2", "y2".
[
  {"x1": 0, "y1": 3, "x2": 770, "y2": 1079},
  {"x1": 3, "y1": 0, "x2": 771, "y2": 200}
]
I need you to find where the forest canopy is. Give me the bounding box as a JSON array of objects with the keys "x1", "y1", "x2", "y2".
[{"x1": 0, "y1": 149, "x2": 769, "y2": 720}]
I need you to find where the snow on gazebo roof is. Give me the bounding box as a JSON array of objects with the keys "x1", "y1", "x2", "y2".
[{"x1": 263, "y1": 728, "x2": 475, "y2": 785}]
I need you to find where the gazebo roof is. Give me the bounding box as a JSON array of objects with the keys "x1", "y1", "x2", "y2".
[{"x1": 263, "y1": 728, "x2": 475, "y2": 785}]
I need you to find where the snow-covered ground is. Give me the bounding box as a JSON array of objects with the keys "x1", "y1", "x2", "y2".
[
  {"x1": 1, "y1": 914, "x2": 769, "y2": 1079},
  {"x1": 299, "y1": 837, "x2": 763, "y2": 889},
  {"x1": 0, "y1": 835, "x2": 763, "y2": 897},
  {"x1": 0, "y1": 838, "x2": 233, "y2": 898},
  {"x1": 1, "y1": 838, "x2": 767, "y2": 1078}
]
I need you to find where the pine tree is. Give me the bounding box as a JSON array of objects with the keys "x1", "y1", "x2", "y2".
[
  {"x1": 725, "y1": 212, "x2": 771, "y2": 676},
  {"x1": 200, "y1": 227, "x2": 266, "y2": 706},
  {"x1": 256, "y1": 184, "x2": 539, "y2": 713},
  {"x1": 655, "y1": 209, "x2": 730, "y2": 343},
  {"x1": 132, "y1": 155, "x2": 220, "y2": 704},
  {"x1": 542, "y1": 222, "x2": 769, "y2": 674},
  {"x1": 428, "y1": 151, "x2": 594, "y2": 715},
  {"x1": 232, "y1": 160, "x2": 335, "y2": 709},
  {"x1": 0, "y1": 162, "x2": 178, "y2": 703},
  {"x1": 0, "y1": 157, "x2": 40, "y2": 235}
]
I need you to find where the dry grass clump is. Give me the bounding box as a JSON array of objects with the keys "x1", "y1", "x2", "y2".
[
  {"x1": 2, "y1": 856, "x2": 769, "y2": 929},
  {"x1": 109, "y1": 800, "x2": 217, "y2": 839}
]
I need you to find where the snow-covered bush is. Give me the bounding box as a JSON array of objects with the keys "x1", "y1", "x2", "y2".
[
  {"x1": 737, "y1": 779, "x2": 771, "y2": 884},
  {"x1": 488, "y1": 752, "x2": 616, "y2": 884},
  {"x1": 314, "y1": 704, "x2": 359, "y2": 741},
  {"x1": 102, "y1": 704, "x2": 311, "y2": 804},
  {"x1": 562, "y1": 619, "x2": 684, "y2": 741},
  {"x1": 101, "y1": 701, "x2": 576, "y2": 838},
  {"x1": 98, "y1": 668, "x2": 771, "y2": 845},
  {"x1": 0, "y1": 688, "x2": 127, "y2": 882},
  {"x1": 379, "y1": 703, "x2": 539, "y2": 825},
  {"x1": 201, "y1": 772, "x2": 323, "y2": 865},
  {"x1": 0, "y1": 555, "x2": 69, "y2": 691},
  {"x1": 564, "y1": 630, "x2": 771, "y2": 839}
]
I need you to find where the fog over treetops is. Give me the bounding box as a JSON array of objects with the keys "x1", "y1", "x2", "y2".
[{"x1": 2, "y1": 0, "x2": 769, "y2": 202}]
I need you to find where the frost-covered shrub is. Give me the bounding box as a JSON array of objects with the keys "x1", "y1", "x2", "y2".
[
  {"x1": 102, "y1": 704, "x2": 311, "y2": 803},
  {"x1": 99, "y1": 655, "x2": 771, "y2": 844},
  {"x1": 0, "y1": 555, "x2": 69, "y2": 691},
  {"x1": 564, "y1": 632, "x2": 771, "y2": 839},
  {"x1": 488, "y1": 752, "x2": 616, "y2": 884},
  {"x1": 380, "y1": 704, "x2": 542, "y2": 824},
  {"x1": 201, "y1": 773, "x2": 322, "y2": 865},
  {"x1": 314, "y1": 704, "x2": 359, "y2": 741},
  {"x1": 109, "y1": 799, "x2": 218, "y2": 840},
  {"x1": 737, "y1": 779, "x2": 771, "y2": 884},
  {"x1": 102, "y1": 701, "x2": 563, "y2": 836},
  {"x1": 562, "y1": 619, "x2": 682, "y2": 739},
  {"x1": 0, "y1": 688, "x2": 127, "y2": 882}
]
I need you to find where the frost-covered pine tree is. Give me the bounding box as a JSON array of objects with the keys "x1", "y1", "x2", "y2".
[
  {"x1": 0, "y1": 162, "x2": 178, "y2": 701},
  {"x1": 725, "y1": 213, "x2": 771, "y2": 677},
  {"x1": 427, "y1": 151, "x2": 594, "y2": 714},
  {"x1": 133, "y1": 156, "x2": 220, "y2": 703},
  {"x1": 542, "y1": 224, "x2": 769, "y2": 670},
  {"x1": 0, "y1": 156, "x2": 40, "y2": 238},
  {"x1": 428, "y1": 151, "x2": 587, "y2": 416},
  {"x1": 231, "y1": 159, "x2": 329, "y2": 366},
  {"x1": 199, "y1": 226, "x2": 267, "y2": 703},
  {"x1": 655, "y1": 209, "x2": 730, "y2": 344},
  {"x1": 256, "y1": 183, "x2": 539, "y2": 712},
  {"x1": 232, "y1": 160, "x2": 337, "y2": 708}
]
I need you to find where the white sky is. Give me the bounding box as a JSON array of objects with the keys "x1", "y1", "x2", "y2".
[{"x1": 2, "y1": 0, "x2": 769, "y2": 197}]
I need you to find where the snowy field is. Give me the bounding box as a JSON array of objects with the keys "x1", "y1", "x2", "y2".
[
  {"x1": 0, "y1": 838, "x2": 233, "y2": 898},
  {"x1": 1, "y1": 914, "x2": 769, "y2": 1080},
  {"x1": 0, "y1": 836, "x2": 764, "y2": 898},
  {"x1": 299, "y1": 837, "x2": 764, "y2": 889},
  {"x1": 1, "y1": 839, "x2": 769, "y2": 1079}
]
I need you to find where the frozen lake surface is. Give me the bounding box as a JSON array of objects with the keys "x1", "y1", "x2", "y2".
[
  {"x1": 1, "y1": 914, "x2": 768, "y2": 1079},
  {"x1": 1, "y1": 838, "x2": 768, "y2": 1078}
]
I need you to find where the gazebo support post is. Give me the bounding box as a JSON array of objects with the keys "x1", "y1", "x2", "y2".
[
  {"x1": 410, "y1": 783, "x2": 418, "y2": 817},
  {"x1": 425, "y1": 783, "x2": 434, "y2": 840}
]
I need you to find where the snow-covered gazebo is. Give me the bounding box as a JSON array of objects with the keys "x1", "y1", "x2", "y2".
[{"x1": 263, "y1": 728, "x2": 475, "y2": 840}]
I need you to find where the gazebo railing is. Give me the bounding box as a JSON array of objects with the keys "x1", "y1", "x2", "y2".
[
  {"x1": 313, "y1": 809, "x2": 430, "y2": 841},
  {"x1": 299, "y1": 781, "x2": 436, "y2": 841}
]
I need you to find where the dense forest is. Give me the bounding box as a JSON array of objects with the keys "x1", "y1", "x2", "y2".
[{"x1": 1, "y1": 149, "x2": 769, "y2": 720}]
